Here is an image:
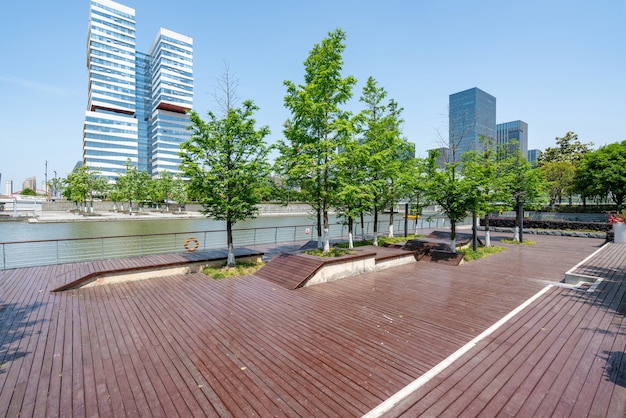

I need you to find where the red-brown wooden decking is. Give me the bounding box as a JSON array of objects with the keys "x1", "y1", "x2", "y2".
[{"x1": 1, "y1": 233, "x2": 625, "y2": 417}]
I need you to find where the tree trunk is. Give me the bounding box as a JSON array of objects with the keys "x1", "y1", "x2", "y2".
[
  {"x1": 484, "y1": 213, "x2": 491, "y2": 247},
  {"x1": 360, "y1": 212, "x2": 365, "y2": 241},
  {"x1": 226, "y1": 219, "x2": 235, "y2": 267},
  {"x1": 373, "y1": 206, "x2": 379, "y2": 246},
  {"x1": 323, "y1": 210, "x2": 330, "y2": 252},
  {"x1": 450, "y1": 220, "x2": 457, "y2": 253},
  {"x1": 388, "y1": 206, "x2": 394, "y2": 238},
  {"x1": 316, "y1": 208, "x2": 323, "y2": 249},
  {"x1": 348, "y1": 216, "x2": 354, "y2": 249}
]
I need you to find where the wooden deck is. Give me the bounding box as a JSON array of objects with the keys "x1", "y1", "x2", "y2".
[{"x1": 1, "y1": 233, "x2": 625, "y2": 417}]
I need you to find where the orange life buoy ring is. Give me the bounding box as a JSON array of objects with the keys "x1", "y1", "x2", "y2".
[{"x1": 184, "y1": 237, "x2": 199, "y2": 252}]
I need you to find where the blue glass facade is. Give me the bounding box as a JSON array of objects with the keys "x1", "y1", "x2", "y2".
[
  {"x1": 448, "y1": 87, "x2": 496, "y2": 162},
  {"x1": 83, "y1": 0, "x2": 193, "y2": 181},
  {"x1": 496, "y1": 120, "x2": 528, "y2": 160}
]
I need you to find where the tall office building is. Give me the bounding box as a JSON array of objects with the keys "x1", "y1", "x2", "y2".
[
  {"x1": 528, "y1": 149, "x2": 540, "y2": 167},
  {"x1": 448, "y1": 87, "x2": 496, "y2": 162},
  {"x1": 83, "y1": 0, "x2": 193, "y2": 181},
  {"x1": 496, "y1": 120, "x2": 528, "y2": 160}
]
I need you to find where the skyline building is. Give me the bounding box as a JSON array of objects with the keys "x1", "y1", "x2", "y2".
[
  {"x1": 448, "y1": 87, "x2": 496, "y2": 162},
  {"x1": 496, "y1": 120, "x2": 528, "y2": 159},
  {"x1": 83, "y1": 0, "x2": 193, "y2": 181}
]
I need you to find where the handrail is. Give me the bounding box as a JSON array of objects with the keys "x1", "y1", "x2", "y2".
[{"x1": 0, "y1": 217, "x2": 460, "y2": 270}]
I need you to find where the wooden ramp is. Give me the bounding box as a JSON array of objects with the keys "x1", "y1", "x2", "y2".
[
  {"x1": 255, "y1": 252, "x2": 327, "y2": 289},
  {"x1": 255, "y1": 244, "x2": 402, "y2": 290},
  {"x1": 51, "y1": 248, "x2": 264, "y2": 292}
]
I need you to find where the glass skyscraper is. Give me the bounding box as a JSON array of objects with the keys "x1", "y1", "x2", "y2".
[
  {"x1": 496, "y1": 120, "x2": 528, "y2": 160},
  {"x1": 83, "y1": 0, "x2": 193, "y2": 181},
  {"x1": 448, "y1": 87, "x2": 496, "y2": 162}
]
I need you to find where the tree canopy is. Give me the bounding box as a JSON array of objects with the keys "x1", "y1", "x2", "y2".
[
  {"x1": 575, "y1": 140, "x2": 626, "y2": 209},
  {"x1": 180, "y1": 100, "x2": 270, "y2": 266},
  {"x1": 277, "y1": 28, "x2": 356, "y2": 251}
]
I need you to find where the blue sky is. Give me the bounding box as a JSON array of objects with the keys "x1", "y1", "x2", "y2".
[{"x1": 1, "y1": 0, "x2": 624, "y2": 189}]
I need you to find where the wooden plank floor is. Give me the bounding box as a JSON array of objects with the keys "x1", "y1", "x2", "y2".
[{"x1": 1, "y1": 233, "x2": 623, "y2": 417}]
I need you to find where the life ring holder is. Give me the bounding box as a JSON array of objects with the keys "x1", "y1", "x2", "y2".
[{"x1": 184, "y1": 237, "x2": 199, "y2": 252}]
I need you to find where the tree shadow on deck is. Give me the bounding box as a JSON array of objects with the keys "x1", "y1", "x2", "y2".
[
  {"x1": 601, "y1": 351, "x2": 626, "y2": 387},
  {"x1": 0, "y1": 301, "x2": 45, "y2": 374}
]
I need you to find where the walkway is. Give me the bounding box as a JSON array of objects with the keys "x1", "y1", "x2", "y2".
[{"x1": 1, "y1": 233, "x2": 624, "y2": 417}]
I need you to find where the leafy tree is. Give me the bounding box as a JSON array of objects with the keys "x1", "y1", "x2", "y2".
[
  {"x1": 170, "y1": 176, "x2": 189, "y2": 213},
  {"x1": 574, "y1": 141, "x2": 626, "y2": 210},
  {"x1": 180, "y1": 100, "x2": 270, "y2": 266},
  {"x1": 500, "y1": 150, "x2": 546, "y2": 241},
  {"x1": 277, "y1": 28, "x2": 356, "y2": 251},
  {"x1": 538, "y1": 131, "x2": 593, "y2": 165},
  {"x1": 402, "y1": 156, "x2": 431, "y2": 235},
  {"x1": 334, "y1": 127, "x2": 371, "y2": 248},
  {"x1": 62, "y1": 165, "x2": 103, "y2": 211},
  {"x1": 47, "y1": 177, "x2": 64, "y2": 198},
  {"x1": 20, "y1": 188, "x2": 37, "y2": 196},
  {"x1": 151, "y1": 171, "x2": 175, "y2": 211},
  {"x1": 539, "y1": 161, "x2": 575, "y2": 207},
  {"x1": 115, "y1": 160, "x2": 151, "y2": 214},
  {"x1": 461, "y1": 139, "x2": 510, "y2": 247},
  {"x1": 357, "y1": 76, "x2": 412, "y2": 243},
  {"x1": 425, "y1": 151, "x2": 474, "y2": 252}
]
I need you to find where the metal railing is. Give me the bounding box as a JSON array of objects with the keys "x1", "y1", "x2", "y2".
[{"x1": 0, "y1": 216, "x2": 457, "y2": 270}]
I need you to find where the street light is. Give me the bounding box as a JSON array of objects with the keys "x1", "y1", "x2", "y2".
[{"x1": 45, "y1": 160, "x2": 49, "y2": 197}]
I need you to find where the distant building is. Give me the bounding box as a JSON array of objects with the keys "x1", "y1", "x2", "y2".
[
  {"x1": 448, "y1": 87, "x2": 496, "y2": 162},
  {"x1": 5, "y1": 180, "x2": 13, "y2": 196},
  {"x1": 528, "y1": 149, "x2": 541, "y2": 167},
  {"x1": 496, "y1": 120, "x2": 528, "y2": 159},
  {"x1": 83, "y1": 0, "x2": 193, "y2": 181},
  {"x1": 427, "y1": 147, "x2": 449, "y2": 168},
  {"x1": 23, "y1": 177, "x2": 36, "y2": 191}
]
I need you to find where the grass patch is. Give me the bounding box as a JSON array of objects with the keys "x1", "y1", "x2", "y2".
[
  {"x1": 304, "y1": 248, "x2": 355, "y2": 257},
  {"x1": 458, "y1": 245, "x2": 506, "y2": 261},
  {"x1": 335, "y1": 234, "x2": 425, "y2": 248},
  {"x1": 202, "y1": 261, "x2": 264, "y2": 279},
  {"x1": 501, "y1": 238, "x2": 536, "y2": 245}
]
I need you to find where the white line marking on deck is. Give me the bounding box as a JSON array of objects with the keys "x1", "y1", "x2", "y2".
[{"x1": 363, "y1": 284, "x2": 554, "y2": 418}]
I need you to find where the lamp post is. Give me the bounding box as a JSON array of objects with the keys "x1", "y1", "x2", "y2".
[
  {"x1": 45, "y1": 160, "x2": 49, "y2": 197},
  {"x1": 53, "y1": 170, "x2": 57, "y2": 198}
]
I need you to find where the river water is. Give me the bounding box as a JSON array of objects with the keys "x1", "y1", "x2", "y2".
[
  {"x1": 0, "y1": 214, "x2": 329, "y2": 243},
  {"x1": 1, "y1": 212, "x2": 433, "y2": 269}
]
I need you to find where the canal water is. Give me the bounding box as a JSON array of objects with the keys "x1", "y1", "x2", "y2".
[{"x1": 0, "y1": 214, "x2": 327, "y2": 243}]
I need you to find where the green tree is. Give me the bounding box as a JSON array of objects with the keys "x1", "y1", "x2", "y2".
[
  {"x1": 538, "y1": 131, "x2": 593, "y2": 165},
  {"x1": 425, "y1": 152, "x2": 474, "y2": 252},
  {"x1": 62, "y1": 165, "x2": 103, "y2": 211},
  {"x1": 539, "y1": 161, "x2": 576, "y2": 207},
  {"x1": 461, "y1": 139, "x2": 510, "y2": 247},
  {"x1": 402, "y1": 156, "x2": 431, "y2": 235},
  {"x1": 180, "y1": 100, "x2": 270, "y2": 266},
  {"x1": 170, "y1": 176, "x2": 189, "y2": 213},
  {"x1": 334, "y1": 127, "x2": 371, "y2": 248},
  {"x1": 574, "y1": 141, "x2": 626, "y2": 210},
  {"x1": 151, "y1": 171, "x2": 175, "y2": 211},
  {"x1": 277, "y1": 28, "x2": 356, "y2": 251},
  {"x1": 20, "y1": 188, "x2": 37, "y2": 196},
  {"x1": 47, "y1": 177, "x2": 64, "y2": 199},
  {"x1": 115, "y1": 160, "x2": 151, "y2": 214},
  {"x1": 500, "y1": 150, "x2": 546, "y2": 241},
  {"x1": 357, "y1": 76, "x2": 412, "y2": 243}
]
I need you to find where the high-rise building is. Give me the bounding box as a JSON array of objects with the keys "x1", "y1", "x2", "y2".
[
  {"x1": 528, "y1": 149, "x2": 540, "y2": 167},
  {"x1": 448, "y1": 87, "x2": 496, "y2": 162},
  {"x1": 83, "y1": 0, "x2": 193, "y2": 181},
  {"x1": 496, "y1": 120, "x2": 528, "y2": 159}
]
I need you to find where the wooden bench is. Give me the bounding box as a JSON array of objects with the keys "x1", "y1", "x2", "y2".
[{"x1": 402, "y1": 231, "x2": 477, "y2": 265}]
